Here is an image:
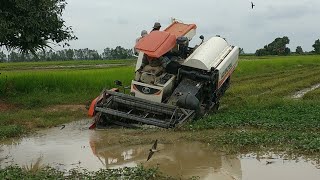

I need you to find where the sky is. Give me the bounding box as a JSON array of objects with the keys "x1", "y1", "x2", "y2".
[{"x1": 58, "y1": 0, "x2": 320, "y2": 53}]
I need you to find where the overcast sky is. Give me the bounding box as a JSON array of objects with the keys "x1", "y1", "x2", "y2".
[{"x1": 59, "y1": 0, "x2": 320, "y2": 53}]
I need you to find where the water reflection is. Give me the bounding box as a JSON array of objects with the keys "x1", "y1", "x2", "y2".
[
  {"x1": 89, "y1": 134, "x2": 242, "y2": 179},
  {"x1": 0, "y1": 120, "x2": 319, "y2": 180}
]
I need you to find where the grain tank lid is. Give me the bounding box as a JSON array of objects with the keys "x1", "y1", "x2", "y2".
[
  {"x1": 134, "y1": 31, "x2": 176, "y2": 58},
  {"x1": 164, "y1": 22, "x2": 197, "y2": 37}
]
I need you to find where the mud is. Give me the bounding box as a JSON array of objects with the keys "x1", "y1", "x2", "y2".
[
  {"x1": 0, "y1": 119, "x2": 319, "y2": 180},
  {"x1": 0, "y1": 101, "x2": 16, "y2": 112},
  {"x1": 292, "y1": 83, "x2": 320, "y2": 99}
]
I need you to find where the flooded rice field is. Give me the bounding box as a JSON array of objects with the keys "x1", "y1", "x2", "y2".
[{"x1": 0, "y1": 120, "x2": 319, "y2": 180}]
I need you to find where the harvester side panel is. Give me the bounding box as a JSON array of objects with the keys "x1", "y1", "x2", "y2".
[{"x1": 216, "y1": 46, "x2": 239, "y2": 88}]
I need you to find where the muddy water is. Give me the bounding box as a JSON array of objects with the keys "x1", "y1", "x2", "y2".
[{"x1": 1, "y1": 120, "x2": 320, "y2": 180}]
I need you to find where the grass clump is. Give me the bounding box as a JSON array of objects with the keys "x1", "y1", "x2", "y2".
[
  {"x1": 0, "y1": 105, "x2": 86, "y2": 139},
  {"x1": 192, "y1": 100, "x2": 320, "y2": 131},
  {"x1": 215, "y1": 131, "x2": 320, "y2": 154},
  {"x1": 303, "y1": 87, "x2": 320, "y2": 101},
  {"x1": 0, "y1": 125, "x2": 25, "y2": 139},
  {"x1": 0, "y1": 165, "x2": 173, "y2": 180}
]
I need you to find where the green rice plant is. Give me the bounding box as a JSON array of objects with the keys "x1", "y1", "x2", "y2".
[
  {"x1": 0, "y1": 105, "x2": 87, "y2": 139},
  {"x1": 0, "y1": 59, "x2": 135, "y2": 71},
  {"x1": 214, "y1": 131, "x2": 320, "y2": 154},
  {"x1": 219, "y1": 55, "x2": 320, "y2": 108},
  {"x1": 193, "y1": 100, "x2": 320, "y2": 131},
  {"x1": 236, "y1": 55, "x2": 320, "y2": 77},
  {"x1": 0, "y1": 66, "x2": 135, "y2": 104},
  {"x1": 0, "y1": 125, "x2": 24, "y2": 139},
  {"x1": 0, "y1": 165, "x2": 173, "y2": 180},
  {"x1": 303, "y1": 87, "x2": 320, "y2": 101}
]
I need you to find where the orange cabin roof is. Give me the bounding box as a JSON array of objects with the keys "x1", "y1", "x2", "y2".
[
  {"x1": 164, "y1": 22, "x2": 197, "y2": 37},
  {"x1": 135, "y1": 31, "x2": 176, "y2": 58},
  {"x1": 134, "y1": 22, "x2": 197, "y2": 58}
]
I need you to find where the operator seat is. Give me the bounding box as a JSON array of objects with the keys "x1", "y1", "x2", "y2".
[{"x1": 136, "y1": 57, "x2": 165, "y2": 84}]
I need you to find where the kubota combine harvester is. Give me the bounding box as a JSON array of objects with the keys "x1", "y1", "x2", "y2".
[{"x1": 88, "y1": 20, "x2": 239, "y2": 129}]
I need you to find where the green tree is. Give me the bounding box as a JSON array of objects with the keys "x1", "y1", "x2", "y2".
[
  {"x1": 57, "y1": 50, "x2": 67, "y2": 60},
  {"x1": 284, "y1": 47, "x2": 291, "y2": 55},
  {"x1": 49, "y1": 50, "x2": 60, "y2": 61},
  {"x1": 312, "y1": 39, "x2": 320, "y2": 54},
  {"x1": 255, "y1": 36, "x2": 291, "y2": 56},
  {"x1": 74, "y1": 49, "x2": 84, "y2": 60},
  {"x1": 8, "y1": 51, "x2": 20, "y2": 62},
  {"x1": 110, "y1": 46, "x2": 133, "y2": 59},
  {"x1": 37, "y1": 50, "x2": 48, "y2": 61},
  {"x1": 0, "y1": 51, "x2": 7, "y2": 62},
  {"x1": 88, "y1": 49, "x2": 100, "y2": 60},
  {"x1": 102, "y1": 47, "x2": 112, "y2": 59},
  {"x1": 239, "y1": 48, "x2": 245, "y2": 55},
  {"x1": 65, "y1": 49, "x2": 74, "y2": 60},
  {"x1": 255, "y1": 48, "x2": 269, "y2": 56},
  {"x1": 295, "y1": 46, "x2": 303, "y2": 54},
  {"x1": 0, "y1": 0, "x2": 77, "y2": 55}
]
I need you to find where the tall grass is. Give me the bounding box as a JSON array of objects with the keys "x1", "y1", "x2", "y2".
[
  {"x1": 1, "y1": 67, "x2": 135, "y2": 105},
  {"x1": 304, "y1": 88, "x2": 320, "y2": 100},
  {"x1": 1, "y1": 55, "x2": 319, "y2": 99},
  {"x1": 237, "y1": 55, "x2": 320, "y2": 77},
  {"x1": 0, "y1": 165, "x2": 171, "y2": 180},
  {"x1": 0, "y1": 59, "x2": 135, "y2": 71}
]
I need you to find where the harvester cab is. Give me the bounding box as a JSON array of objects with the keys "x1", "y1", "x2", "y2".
[{"x1": 88, "y1": 20, "x2": 239, "y2": 129}]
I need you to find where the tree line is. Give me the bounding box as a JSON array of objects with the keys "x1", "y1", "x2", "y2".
[
  {"x1": 2, "y1": 37, "x2": 320, "y2": 62},
  {"x1": 253, "y1": 37, "x2": 320, "y2": 56},
  {"x1": 0, "y1": 46, "x2": 134, "y2": 62},
  {"x1": 2, "y1": 1, "x2": 320, "y2": 62}
]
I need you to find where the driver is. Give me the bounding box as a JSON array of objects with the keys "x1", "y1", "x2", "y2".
[
  {"x1": 134, "y1": 30, "x2": 148, "y2": 55},
  {"x1": 151, "y1": 22, "x2": 161, "y2": 32},
  {"x1": 135, "y1": 55, "x2": 170, "y2": 83}
]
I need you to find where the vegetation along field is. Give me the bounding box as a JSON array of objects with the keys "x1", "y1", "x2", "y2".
[{"x1": 0, "y1": 55, "x2": 320, "y2": 157}]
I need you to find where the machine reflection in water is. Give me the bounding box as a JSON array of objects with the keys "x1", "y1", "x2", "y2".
[{"x1": 89, "y1": 136, "x2": 242, "y2": 179}]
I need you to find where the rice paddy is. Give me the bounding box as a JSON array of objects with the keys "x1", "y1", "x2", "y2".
[{"x1": 0, "y1": 55, "x2": 320, "y2": 155}]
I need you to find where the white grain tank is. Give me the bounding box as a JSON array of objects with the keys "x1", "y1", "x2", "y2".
[{"x1": 182, "y1": 37, "x2": 239, "y2": 88}]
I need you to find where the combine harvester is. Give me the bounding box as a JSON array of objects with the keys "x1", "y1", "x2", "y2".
[{"x1": 88, "y1": 20, "x2": 239, "y2": 129}]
